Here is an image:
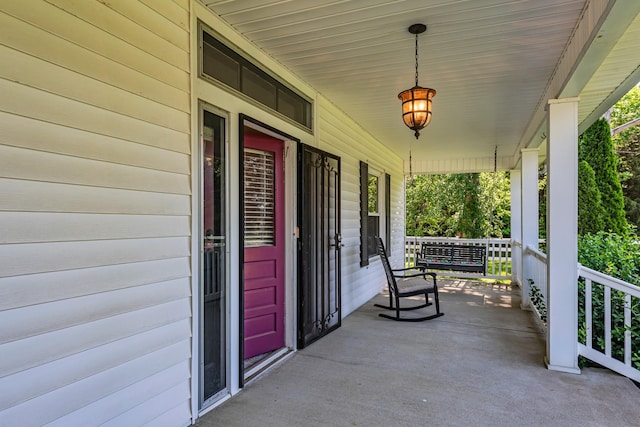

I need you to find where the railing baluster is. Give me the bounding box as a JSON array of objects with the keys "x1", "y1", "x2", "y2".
[
  {"x1": 493, "y1": 241, "x2": 496, "y2": 275},
  {"x1": 492, "y1": 241, "x2": 497, "y2": 275},
  {"x1": 578, "y1": 266, "x2": 640, "y2": 382},
  {"x1": 625, "y1": 293, "x2": 631, "y2": 366},
  {"x1": 585, "y1": 278, "x2": 592, "y2": 349},
  {"x1": 604, "y1": 286, "x2": 611, "y2": 358}
]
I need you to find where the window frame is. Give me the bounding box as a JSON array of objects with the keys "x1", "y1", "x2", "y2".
[
  {"x1": 360, "y1": 161, "x2": 391, "y2": 267},
  {"x1": 198, "y1": 21, "x2": 313, "y2": 132}
]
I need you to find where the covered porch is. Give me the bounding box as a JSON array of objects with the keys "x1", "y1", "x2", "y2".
[
  {"x1": 198, "y1": 279, "x2": 640, "y2": 426},
  {"x1": 2, "y1": 1, "x2": 640, "y2": 425},
  {"x1": 204, "y1": 0, "x2": 640, "y2": 378}
]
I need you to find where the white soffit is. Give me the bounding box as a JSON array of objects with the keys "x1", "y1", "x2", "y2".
[{"x1": 204, "y1": 1, "x2": 638, "y2": 171}]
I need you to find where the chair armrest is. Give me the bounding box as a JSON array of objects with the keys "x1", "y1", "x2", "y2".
[
  {"x1": 391, "y1": 266, "x2": 422, "y2": 273},
  {"x1": 392, "y1": 270, "x2": 437, "y2": 280},
  {"x1": 391, "y1": 266, "x2": 427, "y2": 277}
]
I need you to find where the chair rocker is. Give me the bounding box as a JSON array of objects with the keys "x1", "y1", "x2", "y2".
[{"x1": 374, "y1": 237, "x2": 443, "y2": 322}]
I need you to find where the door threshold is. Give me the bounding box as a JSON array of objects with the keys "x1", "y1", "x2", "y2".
[{"x1": 243, "y1": 347, "x2": 293, "y2": 384}]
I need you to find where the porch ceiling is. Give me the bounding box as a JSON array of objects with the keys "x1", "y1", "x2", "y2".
[{"x1": 204, "y1": 1, "x2": 640, "y2": 173}]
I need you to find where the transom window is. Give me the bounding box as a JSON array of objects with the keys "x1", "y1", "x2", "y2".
[{"x1": 200, "y1": 23, "x2": 312, "y2": 130}]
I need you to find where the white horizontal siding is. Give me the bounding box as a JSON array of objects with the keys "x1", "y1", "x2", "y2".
[
  {"x1": 141, "y1": 0, "x2": 190, "y2": 29},
  {"x1": 1, "y1": 1, "x2": 189, "y2": 87},
  {"x1": 0, "y1": 1, "x2": 192, "y2": 426},
  {"x1": 0, "y1": 278, "x2": 191, "y2": 344},
  {"x1": 0, "y1": 44, "x2": 189, "y2": 133},
  {"x1": 94, "y1": 0, "x2": 190, "y2": 49},
  {"x1": 1, "y1": 299, "x2": 190, "y2": 379},
  {"x1": 316, "y1": 96, "x2": 405, "y2": 316},
  {"x1": 0, "y1": 145, "x2": 190, "y2": 194},
  {"x1": 0, "y1": 178, "x2": 190, "y2": 215},
  {"x1": 170, "y1": 0, "x2": 190, "y2": 13},
  {"x1": 0, "y1": 112, "x2": 190, "y2": 174},
  {"x1": 0, "y1": 78, "x2": 189, "y2": 154},
  {"x1": 0, "y1": 258, "x2": 191, "y2": 311},
  {"x1": 45, "y1": 0, "x2": 189, "y2": 69},
  {"x1": 1, "y1": 321, "x2": 191, "y2": 409},
  {"x1": 1, "y1": 342, "x2": 191, "y2": 426},
  {"x1": 0, "y1": 212, "x2": 190, "y2": 244},
  {"x1": 0, "y1": 237, "x2": 190, "y2": 277},
  {"x1": 51, "y1": 367, "x2": 191, "y2": 427}
]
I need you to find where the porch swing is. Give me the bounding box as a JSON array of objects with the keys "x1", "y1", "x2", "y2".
[{"x1": 410, "y1": 148, "x2": 498, "y2": 277}]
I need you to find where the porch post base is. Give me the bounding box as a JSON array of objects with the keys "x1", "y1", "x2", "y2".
[
  {"x1": 545, "y1": 357, "x2": 581, "y2": 375},
  {"x1": 520, "y1": 303, "x2": 532, "y2": 311}
]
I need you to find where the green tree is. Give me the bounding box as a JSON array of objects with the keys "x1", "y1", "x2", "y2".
[
  {"x1": 480, "y1": 171, "x2": 511, "y2": 237},
  {"x1": 405, "y1": 174, "x2": 461, "y2": 237},
  {"x1": 405, "y1": 172, "x2": 511, "y2": 237},
  {"x1": 456, "y1": 173, "x2": 483, "y2": 238},
  {"x1": 610, "y1": 84, "x2": 640, "y2": 229},
  {"x1": 578, "y1": 160, "x2": 605, "y2": 235},
  {"x1": 579, "y1": 118, "x2": 627, "y2": 234}
]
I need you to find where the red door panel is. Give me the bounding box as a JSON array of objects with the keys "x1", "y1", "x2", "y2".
[{"x1": 243, "y1": 133, "x2": 285, "y2": 359}]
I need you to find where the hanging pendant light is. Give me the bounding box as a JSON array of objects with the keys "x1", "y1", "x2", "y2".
[{"x1": 398, "y1": 23, "x2": 436, "y2": 139}]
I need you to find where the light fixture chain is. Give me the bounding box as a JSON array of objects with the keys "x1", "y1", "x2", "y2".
[{"x1": 414, "y1": 32, "x2": 419, "y2": 86}]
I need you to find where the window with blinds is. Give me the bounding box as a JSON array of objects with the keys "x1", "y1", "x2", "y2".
[{"x1": 244, "y1": 149, "x2": 275, "y2": 247}]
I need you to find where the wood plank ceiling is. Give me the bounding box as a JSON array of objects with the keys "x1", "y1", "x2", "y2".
[{"x1": 203, "y1": 0, "x2": 636, "y2": 170}]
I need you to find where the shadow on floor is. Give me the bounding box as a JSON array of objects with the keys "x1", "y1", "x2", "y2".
[{"x1": 196, "y1": 280, "x2": 640, "y2": 427}]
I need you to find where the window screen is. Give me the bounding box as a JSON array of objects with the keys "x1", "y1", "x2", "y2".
[{"x1": 200, "y1": 24, "x2": 312, "y2": 130}]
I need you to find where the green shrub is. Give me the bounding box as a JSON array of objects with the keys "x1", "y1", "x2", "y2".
[
  {"x1": 529, "y1": 281, "x2": 547, "y2": 323},
  {"x1": 578, "y1": 231, "x2": 640, "y2": 282},
  {"x1": 578, "y1": 231, "x2": 640, "y2": 369}
]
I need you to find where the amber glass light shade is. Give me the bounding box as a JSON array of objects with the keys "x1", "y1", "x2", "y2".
[{"x1": 398, "y1": 86, "x2": 436, "y2": 139}]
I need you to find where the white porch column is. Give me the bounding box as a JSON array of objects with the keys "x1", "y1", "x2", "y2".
[
  {"x1": 545, "y1": 97, "x2": 580, "y2": 374},
  {"x1": 510, "y1": 169, "x2": 522, "y2": 286},
  {"x1": 520, "y1": 148, "x2": 538, "y2": 309}
]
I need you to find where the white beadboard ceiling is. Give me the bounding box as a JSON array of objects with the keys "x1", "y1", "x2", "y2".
[{"x1": 204, "y1": 0, "x2": 640, "y2": 171}]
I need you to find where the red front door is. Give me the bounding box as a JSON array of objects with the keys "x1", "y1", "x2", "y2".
[{"x1": 243, "y1": 132, "x2": 285, "y2": 359}]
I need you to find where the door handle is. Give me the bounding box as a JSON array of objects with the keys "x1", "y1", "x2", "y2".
[
  {"x1": 204, "y1": 235, "x2": 225, "y2": 247},
  {"x1": 330, "y1": 233, "x2": 345, "y2": 248}
]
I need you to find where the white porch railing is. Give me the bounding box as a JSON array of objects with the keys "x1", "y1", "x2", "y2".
[
  {"x1": 511, "y1": 240, "x2": 523, "y2": 287},
  {"x1": 524, "y1": 245, "x2": 547, "y2": 325},
  {"x1": 404, "y1": 236, "x2": 512, "y2": 280},
  {"x1": 522, "y1": 248, "x2": 640, "y2": 382},
  {"x1": 406, "y1": 237, "x2": 640, "y2": 381},
  {"x1": 578, "y1": 265, "x2": 640, "y2": 382}
]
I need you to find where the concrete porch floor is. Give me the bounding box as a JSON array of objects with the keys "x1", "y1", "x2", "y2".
[{"x1": 196, "y1": 279, "x2": 640, "y2": 427}]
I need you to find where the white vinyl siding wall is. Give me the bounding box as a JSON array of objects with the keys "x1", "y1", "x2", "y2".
[
  {"x1": 316, "y1": 97, "x2": 405, "y2": 316},
  {"x1": 0, "y1": 1, "x2": 192, "y2": 426}
]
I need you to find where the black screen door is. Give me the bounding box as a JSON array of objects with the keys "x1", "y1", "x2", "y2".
[{"x1": 297, "y1": 144, "x2": 341, "y2": 348}]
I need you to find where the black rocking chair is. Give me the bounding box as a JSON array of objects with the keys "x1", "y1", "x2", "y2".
[{"x1": 374, "y1": 237, "x2": 443, "y2": 321}]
